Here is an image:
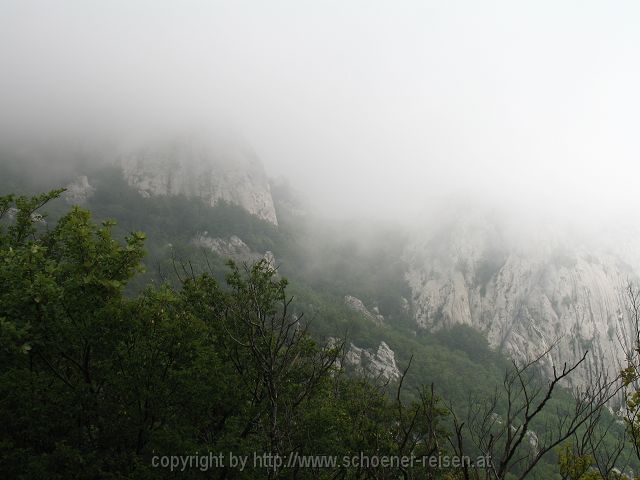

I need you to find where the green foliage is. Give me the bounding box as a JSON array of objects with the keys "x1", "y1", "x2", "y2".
[
  {"x1": 0, "y1": 192, "x2": 455, "y2": 479},
  {"x1": 557, "y1": 445, "x2": 601, "y2": 480},
  {"x1": 0, "y1": 180, "x2": 633, "y2": 478}
]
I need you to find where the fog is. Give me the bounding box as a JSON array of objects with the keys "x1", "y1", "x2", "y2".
[{"x1": 2, "y1": 0, "x2": 640, "y2": 223}]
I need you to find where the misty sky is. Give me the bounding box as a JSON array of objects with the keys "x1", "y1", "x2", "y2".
[{"x1": 1, "y1": 1, "x2": 640, "y2": 221}]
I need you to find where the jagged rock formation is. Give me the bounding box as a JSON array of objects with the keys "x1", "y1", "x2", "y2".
[
  {"x1": 192, "y1": 233, "x2": 276, "y2": 268},
  {"x1": 405, "y1": 207, "x2": 638, "y2": 391},
  {"x1": 344, "y1": 295, "x2": 385, "y2": 324},
  {"x1": 192, "y1": 234, "x2": 254, "y2": 260},
  {"x1": 525, "y1": 430, "x2": 539, "y2": 454},
  {"x1": 119, "y1": 136, "x2": 278, "y2": 225},
  {"x1": 343, "y1": 341, "x2": 401, "y2": 381}
]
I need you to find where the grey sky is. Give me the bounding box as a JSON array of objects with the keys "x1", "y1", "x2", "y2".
[{"x1": 1, "y1": 1, "x2": 640, "y2": 221}]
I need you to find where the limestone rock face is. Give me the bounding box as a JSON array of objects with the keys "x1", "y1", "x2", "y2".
[
  {"x1": 192, "y1": 233, "x2": 276, "y2": 268},
  {"x1": 344, "y1": 341, "x2": 401, "y2": 381},
  {"x1": 344, "y1": 295, "x2": 385, "y2": 324},
  {"x1": 405, "y1": 208, "x2": 639, "y2": 390},
  {"x1": 192, "y1": 234, "x2": 253, "y2": 259},
  {"x1": 120, "y1": 137, "x2": 278, "y2": 225}
]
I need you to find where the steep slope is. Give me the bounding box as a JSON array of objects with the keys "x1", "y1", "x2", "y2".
[{"x1": 405, "y1": 207, "x2": 638, "y2": 389}]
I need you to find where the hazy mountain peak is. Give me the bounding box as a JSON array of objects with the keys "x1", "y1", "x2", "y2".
[{"x1": 119, "y1": 133, "x2": 278, "y2": 225}]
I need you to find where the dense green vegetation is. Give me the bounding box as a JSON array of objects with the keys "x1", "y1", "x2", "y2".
[
  {"x1": 0, "y1": 190, "x2": 457, "y2": 479},
  {"x1": 0, "y1": 171, "x2": 638, "y2": 478}
]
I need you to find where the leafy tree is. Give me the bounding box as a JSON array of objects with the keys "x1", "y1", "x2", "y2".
[{"x1": 1, "y1": 190, "x2": 622, "y2": 480}]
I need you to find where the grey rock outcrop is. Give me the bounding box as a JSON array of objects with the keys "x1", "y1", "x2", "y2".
[
  {"x1": 344, "y1": 341, "x2": 401, "y2": 381},
  {"x1": 192, "y1": 233, "x2": 276, "y2": 270},
  {"x1": 120, "y1": 136, "x2": 278, "y2": 225},
  {"x1": 405, "y1": 208, "x2": 639, "y2": 391},
  {"x1": 344, "y1": 295, "x2": 385, "y2": 324}
]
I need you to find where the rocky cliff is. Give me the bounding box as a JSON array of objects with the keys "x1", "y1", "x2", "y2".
[
  {"x1": 192, "y1": 233, "x2": 276, "y2": 269},
  {"x1": 344, "y1": 295, "x2": 385, "y2": 325},
  {"x1": 405, "y1": 207, "x2": 639, "y2": 390},
  {"x1": 119, "y1": 136, "x2": 278, "y2": 225},
  {"x1": 342, "y1": 341, "x2": 401, "y2": 381}
]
